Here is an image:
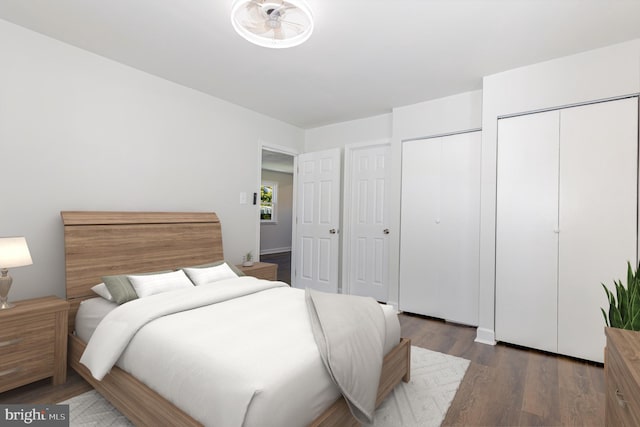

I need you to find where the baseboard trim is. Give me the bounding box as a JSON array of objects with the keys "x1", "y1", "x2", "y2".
[
  {"x1": 475, "y1": 327, "x2": 496, "y2": 345},
  {"x1": 260, "y1": 247, "x2": 292, "y2": 255}
]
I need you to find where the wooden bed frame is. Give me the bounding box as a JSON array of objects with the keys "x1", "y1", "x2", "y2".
[{"x1": 62, "y1": 211, "x2": 411, "y2": 426}]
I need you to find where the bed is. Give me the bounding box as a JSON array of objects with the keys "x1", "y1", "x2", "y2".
[{"x1": 62, "y1": 211, "x2": 411, "y2": 426}]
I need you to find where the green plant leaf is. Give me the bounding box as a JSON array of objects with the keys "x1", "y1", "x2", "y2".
[
  {"x1": 630, "y1": 309, "x2": 640, "y2": 331},
  {"x1": 602, "y1": 282, "x2": 613, "y2": 301},
  {"x1": 616, "y1": 280, "x2": 628, "y2": 324},
  {"x1": 611, "y1": 304, "x2": 624, "y2": 328},
  {"x1": 602, "y1": 284, "x2": 615, "y2": 325},
  {"x1": 601, "y1": 307, "x2": 610, "y2": 327},
  {"x1": 601, "y1": 261, "x2": 640, "y2": 330}
]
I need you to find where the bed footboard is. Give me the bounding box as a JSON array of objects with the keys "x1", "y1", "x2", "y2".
[
  {"x1": 70, "y1": 335, "x2": 411, "y2": 427},
  {"x1": 69, "y1": 334, "x2": 201, "y2": 426},
  {"x1": 311, "y1": 337, "x2": 412, "y2": 427}
]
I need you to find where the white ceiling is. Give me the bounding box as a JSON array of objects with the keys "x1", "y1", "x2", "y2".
[
  {"x1": 262, "y1": 149, "x2": 294, "y2": 174},
  {"x1": 2, "y1": 0, "x2": 640, "y2": 129}
]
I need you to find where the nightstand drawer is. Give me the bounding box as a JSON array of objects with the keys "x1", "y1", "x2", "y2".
[
  {"x1": 0, "y1": 351, "x2": 55, "y2": 393},
  {"x1": 0, "y1": 314, "x2": 56, "y2": 360},
  {"x1": 0, "y1": 333, "x2": 55, "y2": 364},
  {"x1": 0, "y1": 312, "x2": 56, "y2": 338},
  {"x1": 0, "y1": 296, "x2": 69, "y2": 393}
]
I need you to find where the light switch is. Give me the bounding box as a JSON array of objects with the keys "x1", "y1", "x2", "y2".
[{"x1": 240, "y1": 192, "x2": 247, "y2": 204}]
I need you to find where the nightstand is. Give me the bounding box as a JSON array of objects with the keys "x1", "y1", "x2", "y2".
[
  {"x1": 0, "y1": 296, "x2": 69, "y2": 393},
  {"x1": 236, "y1": 262, "x2": 278, "y2": 281},
  {"x1": 605, "y1": 327, "x2": 640, "y2": 426}
]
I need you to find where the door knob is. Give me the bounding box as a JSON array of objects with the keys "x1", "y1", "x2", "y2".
[
  {"x1": 329, "y1": 229, "x2": 338, "y2": 234},
  {"x1": 383, "y1": 229, "x2": 390, "y2": 235}
]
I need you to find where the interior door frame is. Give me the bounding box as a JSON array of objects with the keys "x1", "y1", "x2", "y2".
[
  {"x1": 342, "y1": 139, "x2": 391, "y2": 295},
  {"x1": 257, "y1": 140, "x2": 299, "y2": 286}
]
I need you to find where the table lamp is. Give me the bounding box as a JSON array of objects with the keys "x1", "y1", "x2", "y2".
[{"x1": 0, "y1": 237, "x2": 33, "y2": 309}]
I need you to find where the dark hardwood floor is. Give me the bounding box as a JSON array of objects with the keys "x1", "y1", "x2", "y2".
[
  {"x1": 400, "y1": 313, "x2": 605, "y2": 426},
  {"x1": 0, "y1": 369, "x2": 91, "y2": 405},
  {"x1": 260, "y1": 251, "x2": 291, "y2": 284},
  {"x1": 0, "y1": 313, "x2": 605, "y2": 426}
]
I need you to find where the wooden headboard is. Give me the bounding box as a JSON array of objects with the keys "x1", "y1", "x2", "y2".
[{"x1": 61, "y1": 211, "x2": 224, "y2": 333}]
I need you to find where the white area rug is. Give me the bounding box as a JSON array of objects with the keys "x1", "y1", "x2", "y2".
[
  {"x1": 60, "y1": 390, "x2": 133, "y2": 426},
  {"x1": 61, "y1": 346, "x2": 469, "y2": 427},
  {"x1": 366, "y1": 346, "x2": 470, "y2": 427}
]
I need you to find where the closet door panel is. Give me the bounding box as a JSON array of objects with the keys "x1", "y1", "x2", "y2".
[
  {"x1": 399, "y1": 138, "x2": 443, "y2": 317},
  {"x1": 496, "y1": 111, "x2": 560, "y2": 353},
  {"x1": 558, "y1": 98, "x2": 638, "y2": 362},
  {"x1": 440, "y1": 132, "x2": 481, "y2": 325}
]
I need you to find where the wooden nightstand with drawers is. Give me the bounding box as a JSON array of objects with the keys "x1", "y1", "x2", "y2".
[
  {"x1": 605, "y1": 327, "x2": 640, "y2": 426},
  {"x1": 236, "y1": 262, "x2": 278, "y2": 281},
  {"x1": 0, "y1": 296, "x2": 70, "y2": 393}
]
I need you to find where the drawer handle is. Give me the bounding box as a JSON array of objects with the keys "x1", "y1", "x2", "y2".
[
  {"x1": 0, "y1": 367, "x2": 21, "y2": 377},
  {"x1": 0, "y1": 338, "x2": 23, "y2": 348},
  {"x1": 616, "y1": 389, "x2": 627, "y2": 408}
]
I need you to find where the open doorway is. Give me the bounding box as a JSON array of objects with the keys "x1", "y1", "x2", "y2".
[{"x1": 260, "y1": 148, "x2": 295, "y2": 285}]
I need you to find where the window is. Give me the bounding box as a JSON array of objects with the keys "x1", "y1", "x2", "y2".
[{"x1": 260, "y1": 182, "x2": 277, "y2": 223}]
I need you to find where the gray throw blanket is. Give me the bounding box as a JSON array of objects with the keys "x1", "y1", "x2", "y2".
[{"x1": 305, "y1": 288, "x2": 386, "y2": 424}]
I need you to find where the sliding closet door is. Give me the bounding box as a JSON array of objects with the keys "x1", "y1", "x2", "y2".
[
  {"x1": 400, "y1": 138, "x2": 443, "y2": 318},
  {"x1": 557, "y1": 98, "x2": 638, "y2": 362},
  {"x1": 495, "y1": 111, "x2": 560, "y2": 353},
  {"x1": 399, "y1": 131, "x2": 480, "y2": 325},
  {"x1": 439, "y1": 132, "x2": 481, "y2": 325}
]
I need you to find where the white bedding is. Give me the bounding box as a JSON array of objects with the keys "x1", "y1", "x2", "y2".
[
  {"x1": 76, "y1": 291, "x2": 401, "y2": 352},
  {"x1": 75, "y1": 297, "x2": 118, "y2": 342},
  {"x1": 306, "y1": 288, "x2": 385, "y2": 424},
  {"x1": 77, "y1": 277, "x2": 401, "y2": 427}
]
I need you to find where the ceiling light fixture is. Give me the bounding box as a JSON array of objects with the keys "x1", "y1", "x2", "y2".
[{"x1": 231, "y1": 0, "x2": 314, "y2": 49}]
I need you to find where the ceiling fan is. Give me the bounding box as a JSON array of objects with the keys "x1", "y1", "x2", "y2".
[{"x1": 231, "y1": 0, "x2": 314, "y2": 49}]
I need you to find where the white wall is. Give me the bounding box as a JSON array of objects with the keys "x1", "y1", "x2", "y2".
[
  {"x1": 260, "y1": 170, "x2": 293, "y2": 254},
  {"x1": 0, "y1": 19, "x2": 304, "y2": 301},
  {"x1": 478, "y1": 39, "x2": 640, "y2": 344},
  {"x1": 393, "y1": 90, "x2": 483, "y2": 141},
  {"x1": 305, "y1": 113, "x2": 392, "y2": 151}
]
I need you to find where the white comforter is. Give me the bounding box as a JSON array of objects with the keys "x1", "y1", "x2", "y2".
[{"x1": 80, "y1": 277, "x2": 347, "y2": 426}]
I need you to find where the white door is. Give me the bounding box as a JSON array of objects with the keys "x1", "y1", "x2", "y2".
[
  {"x1": 399, "y1": 131, "x2": 480, "y2": 325},
  {"x1": 439, "y1": 132, "x2": 481, "y2": 325},
  {"x1": 495, "y1": 111, "x2": 560, "y2": 353},
  {"x1": 399, "y1": 138, "x2": 443, "y2": 317},
  {"x1": 557, "y1": 98, "x2": 638, "y2": 362},
  {"x1": 294, "y1": 148, "x2": 341, "y2": 293},
  {"x1": 347, "y1": 144, "x2": 391, "y2": 301}
]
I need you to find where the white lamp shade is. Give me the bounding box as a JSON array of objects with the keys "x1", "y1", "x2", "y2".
[{"x1": 0, "y1": 237, "x2": 33, "y2": 268}]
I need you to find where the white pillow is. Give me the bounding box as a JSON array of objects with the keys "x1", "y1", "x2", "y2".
[
  {"x1": 127, "y1": 270, "x2": 194, "y2": 298},
  {"x1": 91, "y1": 283, "x2": 114, "y2": 302},
  {"x1": 183, "y1": 263, "x2": 238, "y2": 286}
]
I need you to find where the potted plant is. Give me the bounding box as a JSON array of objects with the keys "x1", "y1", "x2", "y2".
[
  {"x1": 242, "y1": 251, "x2": 254, "y2": 267},
  {"x1": 601, "y1": 261, "x2": 640, "y2": 330}
]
